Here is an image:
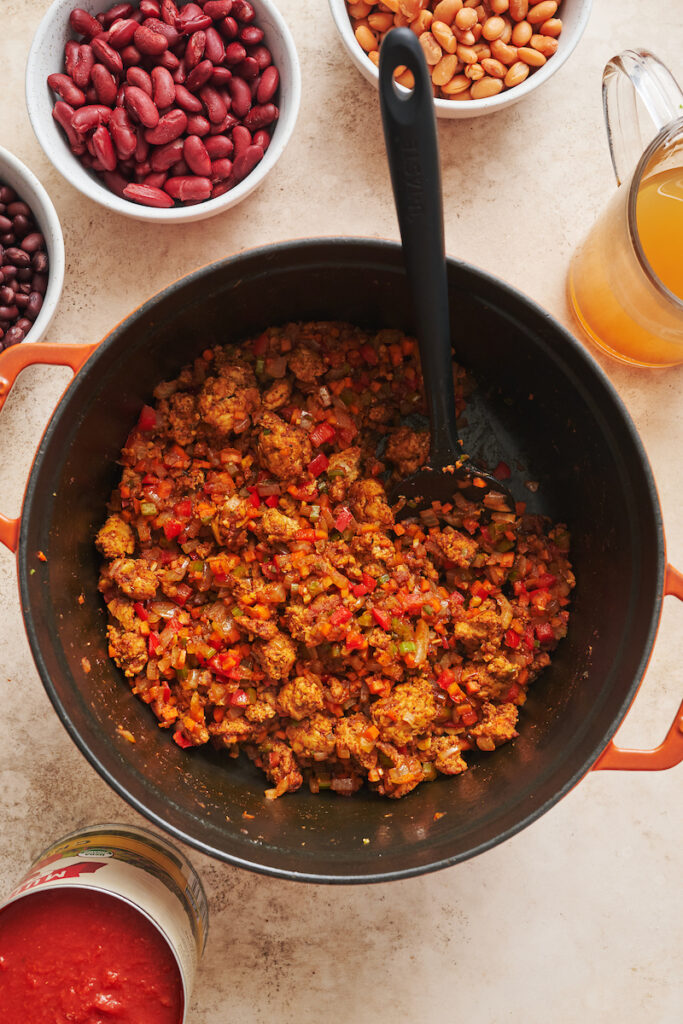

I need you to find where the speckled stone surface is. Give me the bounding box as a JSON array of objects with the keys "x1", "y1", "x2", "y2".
[{"x1": 1, "y1": 1, "x2": 682, "y2": 1021}]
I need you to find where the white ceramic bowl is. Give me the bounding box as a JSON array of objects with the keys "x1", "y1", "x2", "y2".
[
  {"x1": 0, "y1": 146, "x2": 65, "y2": 347},
  {"x1": 328, "y1": 0, "x2": 593, "y2": 119},
  {"x1": 26, "y1": 0, "x2": 301, "y2": 223}
]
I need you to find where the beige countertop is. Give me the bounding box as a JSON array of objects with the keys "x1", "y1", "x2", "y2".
[{"x1": 1, "y1": 1, "x2": 682, "y2": 1021}]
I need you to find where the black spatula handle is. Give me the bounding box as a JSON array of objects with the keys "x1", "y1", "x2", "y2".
[{"x1": 379, "y1": 28, "x2": 459, "y2": 464}]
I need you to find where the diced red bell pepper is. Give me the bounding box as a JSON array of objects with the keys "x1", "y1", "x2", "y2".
[
  {"x1": 162, "y1": 685, "x2": 171, "y2": 701},
  {"x1": 148, "y1": 632, "x2": 161, "y2": 656},
  {"x1": 460, "y1": 708, "x2": 478, "y2": 727},
  {"x1": 523, "y1": 626, "x2": 536, "y2": 650},
  {"x1": 173, "y1": 730, "x2": 193, "y2": 749},
  {"x1": 504, "y1": 629, "x2": 520, "y2": 649},
  {"x1": 371, "y1": 607, "x2": 391, "y2": 630},
  {"x1": 345, "y1": 632, "x2": 365, "y2": 651},
  {"x1": 163, "y1": 519, "x2": 184, "y2": 540},
  {"x1": 134, "y1": 602, "x2": 148, "y2": 622},
  {"x1": 351, "y1": 583, "x2": 368, "y2": 598},
  {"x1": 308, "y1": 453, "x2": 329, "y2": 477},
  {"x1": 334, "y1": 506, "x2": 353, "y2": 532},
  {"x1": 261, "y1": 562, "x2": 279, "y2": 580},
  {"x1": 360, "y1": 343, "x2": 379, "y2": 365},
  {"x1": 534, "y1": 573, "x2": 558, "y2": 589},
  {"x1": 493, "y1": 460, "x2": 511, "y2": 480},
  {"x1": 504, "y1": 683, "x2": 521, "y2": 702},
  {"x1": 450, "y1": 590, "x2": 465, "y2": 606},
  {"x1": 174, "y1": 498, "x2": 192, "y2": 519},
  {"x1": 529, "y1": 588, "x2": 552, "y2": 612},
  {"x1": 361, "y1": 572, "x2": 377, "y2": 592},
  {"x1": 309, "y1": 421, "x2": 336, "y2": 447},
  {"x1": 230, "y1": 689, "x2": 249, "y2": 707},
  {"x1": 253, "y1": 333, "x2": 268, "y2": 356},
  {"x1": 513, "y1": 580, "x2": 528, "y2": 597},
  {"x1": 437, "y1": 669, "x2": 455, "y2": 690},
  {"x1": 296, "y1": 528, "x2": 317, "y2": 542},
  {"x1": 175, "y1": 583, "x2": 193, "y2": 607},
  {"x1": 535, "y1": 622, "x2": 556, "y2": 643},
  {"x1": 265, "y1": 494, "x2": 279, "y2": 507},
  {"x1": 248, "y1": 491, "x2": 261, "y2": 508},
  {"x1": 470, "y1": 581, "x2": 489, "y2": 600},
  {"x1": 329, "y1": 606, "x2": 352, "y2": 627},
  {"x1": 137, "y1": 405, "x2": 157, "y2": 432}
]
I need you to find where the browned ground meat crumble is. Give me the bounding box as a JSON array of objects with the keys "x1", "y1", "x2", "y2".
[{"x1": 97, "y1": 322, "x2": 574, "y2": 800}]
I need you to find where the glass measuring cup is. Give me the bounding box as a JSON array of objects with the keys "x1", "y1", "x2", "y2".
[{"x1": 568, "y1": 50, "x2": 683, "y2": 367}]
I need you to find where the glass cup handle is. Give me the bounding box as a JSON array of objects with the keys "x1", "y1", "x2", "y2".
[{"x1": 603, "y1": 49, "x2": 683, "y2": 186}]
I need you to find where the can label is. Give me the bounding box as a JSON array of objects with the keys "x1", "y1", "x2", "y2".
[{"x1": 2, "y1": 824, "x2": 208, "y2": 1020}]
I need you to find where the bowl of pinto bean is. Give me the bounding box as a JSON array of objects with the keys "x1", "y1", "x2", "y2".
[
  {"x1": 26, "y1": 0, "x2": 301, "y2": 222},
  {"x1": 328, "y1": 0, "x2": 593, "y2": 118},
  {"x1": 0, "y1": 146, "x2": 65, "y2": 351}
]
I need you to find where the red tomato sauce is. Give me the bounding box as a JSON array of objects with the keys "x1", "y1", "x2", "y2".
[{"x1": 0, "y1": 887, "x2": 184, "y2": 1024}]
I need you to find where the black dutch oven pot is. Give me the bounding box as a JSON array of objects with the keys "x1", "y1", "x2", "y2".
[{"x1": 1, "y1": 239, "x2": 681, "y2": 884}]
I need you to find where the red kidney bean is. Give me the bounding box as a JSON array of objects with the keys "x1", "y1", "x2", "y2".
[
  {"x1": 4, "y1": 326, "x2": 26, "y2": 347},
  {"x1": 177, "y1": 10, "x2": 212, "y2": 33},
  {"x1": 69, "y1": 7, "x2": 102, "y2": 38},
  {"x1": 204, "y1": 27, "x2": 225, "y2": 63},
  {"x1": 144, "y1": 108, "x2": 187, "y2": 144},
  {"x1": 64, "y1": 41, "x2": 79, "y2": 78},
  {"x1": 185, "y1": 59, "x2": 214, "y2": 92},
  {"x1": 47, "y1": 73, "x2": 86, "y2": 107},
  {"x1": 142, "y1": 17, "x2": 180, "y2": 47},
  {"x1": 224, "y1": 41, "x2": 246, "y2": 66},
  {"x1": 170, "y1": 158, "x2": 190, "y2": 176},
  {"x1": 53, "y1": 100, "x2": 86, "y2": 154},
  {"x1": 161, "y1": 0, "x2": 179, "y2": 26},
  {"x1": 155, "y1": 49, "x2": 180, "y2": 71},
  {"x1": 185, "y1": 113, "x2": 210, "y2": 136},
  {"x1": 229, "y1": 76, "x2": 251, "y2": 119},
  {"x1": 92, "y1": 37, "x2": 124, "y2": 75},
  {"x1": 228, "y1": 143, "x2": 263, "y2": 184},
  {"x1": 174, "y1": 83, "x2": 203, "y2": 111},
  {"x1": 219, "y1": 16, "x2": 238, "y2": 40},
  {"x1": 243, "y1": 103, "x2": 277, "y2": 131},
  {"x1": 103, "y1": 169, "x2": 129, "y2": 197},
  {"x1": 107, "y1": 18, "x2": 139, "y2": 49},
  {"x1": 0, "y1": 305, "x2": 19, "y2": 320},
  {"x1": 14, "y1": 292, "x2": 29, "y2": 310},
  {"x1": 101, "y1": 4, "x2": 134, "y2": 29},
  {"x1": 127, "y1": 66, "x2": 153, "y2": 96},
  {"x1": 211, "y1": 112, "x2": 238, "y2": 134},
  {"x1": 91, "y1": 64, "x2": 118, "y2": 105},
  {"x1": 71, "y1": 104, "x2": 112, "y2": 132},
  {"x1": 151, "y1": 66, "x2": 175, "y2": 108},
  {"x1": 204, "y1": 0, "x2": 233, "y2": 17},
  {"x1": 204, "y1": 134, "x2": 233, "y2": 158},
  {"x1": 256, "y1": 65, "x2": 278, "y2": 104},
  {"x1": 185, "y1": 30, "x2": 206, "y2": 69},
  {"x1": 72, "y1": 44, "x2": 96, "y2": 89},
  {"x1": 134, "y1": 25, "x2": 169, "y2": 55},
  {"x1": 20, "y1": 233, "x2": 45, "y2": 254},
  {"x1": 232, "y1": 1, "x2": 255, "y2": 24},
  {"x1": 183, "y1": 134, "x2": 211, "y2": 176},
  {"x1": 134, "y1": 130, "x2": 150, "y2": 162},
  {"x1": 125, "y1": 85, "x2": 160, "y2": 128},
  {"x1": 121, "y1": 44, "x2": 142, "y2": 67},
  {"x1": 211, "y1": 66, "x2": 232, "y2": 86},
  {"x1": 150, "y1": 137, "x2": 185, "y2": 171},
  {"x1": 199, "y1": 84, "x2": 227, "y2": 123},
  {"x1": 210, "y1": 158, "x2": 232, "y2": 181},
  {"x1": 26, "y1": 292, "x2": 44, "y2": 321},
  {"x1": 140, "y1": 0, "x2": 161, "y2": 16},
  {"x1": 92, "y1": 125, "x2": 118, "y2": 171},
  {"x1": 240, "y1": 25, "x2": 263, "y2": 45},
  {"x1": 231, "y1": 123, "x2": 251, "y2": 158},
  {"x1": 235, "y1": 56, "x2": 259, "y2": 80},
  {"x1": 135, "y1": 160, "x2": 152, "y2": 179},
  {"x1": 251, "y1": 128, "x2": 270, "y2": 151},
  {"x1": 249, "y1": 45, "x2": 272, "y2": 70},
  {"x1": 32, "y1": 251, "x2": 48, "y2": 273},
  {"x1": 143, "y1": 171, "x2": 168, "y2": 188},
  {"x1": 164, "y1": 175, "x2": 211, "y2": 200},
  {"x1": 0, "y1": 286, "x2": 13, "y2": 304},
  {"x1": 17, "y1": 267, "x2": 33, "y2": 282},
  {"x1": 171, "y1": 62, "x2": 187, "y2": 85}
]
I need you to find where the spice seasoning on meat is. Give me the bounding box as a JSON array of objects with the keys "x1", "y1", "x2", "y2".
[{"x1": 96, "y1": 322, "x2": 574, "y2": 799}]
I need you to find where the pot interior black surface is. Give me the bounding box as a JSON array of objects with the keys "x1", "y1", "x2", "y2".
[{"x1": 19, "y1": 240, "x2": 663, "y2": 881}]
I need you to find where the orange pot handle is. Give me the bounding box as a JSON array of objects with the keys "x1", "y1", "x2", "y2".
[
  {"x1": 0, "y1": 342, "x2": 98, "y2": 553},
  {"x1": 593, "y1": 564, "x2": 683, "y2": 771}
]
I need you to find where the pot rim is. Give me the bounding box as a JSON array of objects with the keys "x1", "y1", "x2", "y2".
[{"x1": 16, "y1": 237, "x2": 666, "y2": 882}]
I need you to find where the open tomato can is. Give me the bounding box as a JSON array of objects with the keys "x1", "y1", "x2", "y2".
[{"x1": 0, "y1": 823, "x2": 208, "y2": 1023}]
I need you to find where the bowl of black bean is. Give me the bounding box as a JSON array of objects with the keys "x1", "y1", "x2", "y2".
[{"x1": 0, "y1": 146, "x2": 65, "y2": 351}]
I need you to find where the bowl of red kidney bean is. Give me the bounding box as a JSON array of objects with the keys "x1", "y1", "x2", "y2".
[
  {"x1": 0, "y1": 146, "x2": 65, "y2": 351},
  {"x1": 26, "y1": 0, "x2": 300, "y2": 222}
]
